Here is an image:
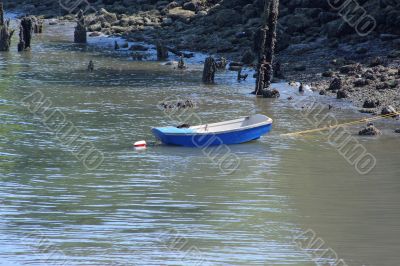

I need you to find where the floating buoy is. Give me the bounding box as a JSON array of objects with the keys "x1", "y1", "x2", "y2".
[{"x1": 134, "y1": 140, "x2": 147, "y2": 150}]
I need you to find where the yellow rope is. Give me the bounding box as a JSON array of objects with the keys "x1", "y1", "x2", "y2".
[{"x1": 280, "y1": 111, "x2": 400, "y2": 137}]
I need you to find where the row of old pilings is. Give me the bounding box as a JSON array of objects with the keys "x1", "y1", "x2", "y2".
[
  {"x1": 0, "y1": 2, "x2": 14, "y2": 51},
  {"x1": 0, "y1": 1, "x2": 45, "y2": 52}
]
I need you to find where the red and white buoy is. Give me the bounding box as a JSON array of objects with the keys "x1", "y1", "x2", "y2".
[{"x1": 134, "y1": 140, "x2": 147, "y2": 150}]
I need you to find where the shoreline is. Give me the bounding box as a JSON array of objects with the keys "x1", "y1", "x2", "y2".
[
  {"x1": 83, "y1": 19, "x2": 400, "y2": 121},
  {"x1": 5, "y1": 11, "x2": 400, "y2": 131}
]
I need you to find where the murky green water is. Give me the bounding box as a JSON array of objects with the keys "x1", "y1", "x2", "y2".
[{"x1": 1, "y1": 22, "x2": 400, "y2": 266}]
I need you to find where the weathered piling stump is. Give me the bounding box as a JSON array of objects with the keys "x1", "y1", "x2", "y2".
[
  {"x1": 0, "y1": 2, "x2": 14, "y2": 51},
  {"x1": 202, "y1": 56, "x2": 217, "y2": 84},
  {"x1": 17, "y1": 17, "x2": 33, "y2": 52},
  {"x1": 359, "y1": 123, "x2": 381, "y2": 136},
  {"x1": 17, "y1": 25, "x2": 24, "y2": 52},
  {"x1": 254, "y1": 0, "x2": 280, "y2": 97},
  {"x1": 74, "y1": 10, "x2": 87, "y2": 44},
  {"x1": 216, "y1": 57, "x2": 227, "y2": 69},
  {"x1": 32, "y1": 16, "x2": 43, "y2": 33},
  {"x1": 88, "y1": 60, "x2": 94, "y2": 72},
  {"x1": 156, "y1": 41, "x2": 168, "y2": 61},
  {"x1": 114, "y1": 41, "x2": 120, "y2": 50},
  {"x1": 273, "y1": 61, "x2": 284, "y2": 79},
  {"x1": 177, "y1": 56, "x2": 186, "y2": 69},
  {"x1": 237, "y1": 69, "x2": 248, "y2": 81},
  {"x1": 34, "y1": 23, "x2": 43, "y2": 34}
]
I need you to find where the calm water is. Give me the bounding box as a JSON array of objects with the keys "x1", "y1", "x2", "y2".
[{"x1": 1, "y1": 22, "x2": 400, "y2": 266}]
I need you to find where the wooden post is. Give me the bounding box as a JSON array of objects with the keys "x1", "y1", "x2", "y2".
[
  {"x1": 33, "y1": 17, "x2": 44, "y2": 34},
  {"x1": 202, "y1": 56, "x2": 217, "y2": 84},
  {"x1": 177, "y1": 56, "x2": 186, "y2": 69},
  {"x1": 0, "y1": 2, "x2": 14, "y2": 51},
  {"x1": 265, "y1": 0, "x2": 279, "y2": 65},
  {"x1": 254, "y1": 0, "x2": 280, "y2": 96},
  {"x1": 0, "y1": 1, "x2": 3, "y2": 25},
  {"x1": 18, "y1": 17, "x2": 32, "y2": 52},
  {"x1": 88, "y1": 60, "x2": 94, "y2": 72},
  {"x1": 17, "y1": 25, "x2": 24, "y2": 52},
  {"x1": 156, "y1": 40, "x2": 168, "y2": 61},
  {"x1": 74, "y1": 10, "x2": 87, "y2": 44}
]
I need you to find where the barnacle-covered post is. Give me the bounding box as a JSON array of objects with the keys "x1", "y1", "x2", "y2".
[
  {"x1": 254, "y1": 0, "x2": 280, "y2": 96},
  {"x1": 33, "y1": 16, "x2": 44, "y2": 33},
  {"x1": 18, "y1": 16, "x2": 33, "y2": 51},
  {"x1": 202, "y1": 56, "x2": 217, "y2": 84},
  {"x1": 0, "y1": 2, "x2": 14, "y2": 51},
  {"x1": 156, "y1": 40, "x2": 168, "y2": 61},
  {"x1": 74, "y1": 10, "x2": 87, "y2": 43}
]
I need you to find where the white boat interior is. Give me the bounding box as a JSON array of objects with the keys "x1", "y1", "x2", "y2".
[{"x1": 193, "y1": 114, "x2": 272, "y2": 133}]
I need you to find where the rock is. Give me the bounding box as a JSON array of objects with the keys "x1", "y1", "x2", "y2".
[
  {"x1": 280, "y1": 13, "x2": 314, "y2": 34},
  {"x1": 196, "y1": 11, "x2": 208, "y2": 17},
  {"x1": 318, "y1": 12, "x2": 338, "y2": 23},
  {"x1": 363, "y1": 99, "x2": 380, "y2": 108},
  {"x1": 319, "y1": 90, "x2": 327, "y2": 95},
  {"x1": 161, "y1": 17, "x2": 173, "y2": 26},
  {"x1": 216, "y1": 40, "x2": 234, "y2": 53},
  {"x1": 241, "y1": 50, "x2": 255, "y2": 64},
  {"x1": 286, "y1": 43, "x2": 320, "y2": 55},
  {"x1": 340, "y1": 64, "x2": 360, "y2": 74},
  {"x1": 362, "y1": 71, "x2": 376, "y2": 80},
  {"x1": 369, "y1": 57, "x2": 384, "y2": 67},
  {"x1": 168, "y1": 7, "x2": 196, "y2": 22},
  {"x1": 88, "y1": 23, "x2": 102, "y2": 32},
  {"x1": 387, "y1": 80, "x2": 398, "y2": 88},
  {"x1": 229, "y1": 62, "x2": 243, "y2": 68},
  {"x1": 331, "y1": 58, "x2": 346, "y2": 66},
  {"x1": 337, "y1": 90, "x2": 348, "y2": 99},
  {"x1": 164, "y1": 61, "x2": 178, "y2": 66},
  {"x1": 359, "y1": 124, "x2": 381, "y2": 136},
  {"x1": 356, "y1": 47, "x2": 368, "y2": 54},
  {"x1": 395, "y1": 129, "x2": 400, "y2": 133},
  {"x1": 388, "y1": 50, "x2": 400, "y2": 58},
  {"x1": 110, "y1": 26, "x2": 126, "y2": 34},
  {"x1": 182, "y1": 0, "x2": 201, "y2": 12},
  {"x1": 99, "y1": 8, "x2": 117, "y2": 23},
  {"x1": 129, "y1": 44, "x2": 148, "y2": 51},
  {"x1": 322, "y1": 70, "x2": 334, "y2": 77},
  {"x1": 262, "y1": 89, "x2": 280, "y2": 98},
  {"x1": 329, "y1": 77, "x2": 342, "y2": 91},
  {"x1": 353, "y1": 78, "x2": 369, "y2": 87},
  {"x1": 89, "y1": 31, "x2": 101, "y2": 37},
  {"x1": 229, "y1": 66, "x2": 242, "y2": 71},
  {"x1": 166, "y1": 1, "x2": 180, "y2": 10},
  {"x1": 376, "y1": 82, "x2": 390, "y2": 90},
  {"x1": 243, "y1": 4, "x2": 257, "y2": 19},
  {"x1": 324, "y1": 19, "x2": 353, "y2": 38},
  {"x1": 214, "y1": 9, "x2": 241, "y2": 27},
  {"x1": 293, "y1": 64, "x2": 306, "y2": 71},
  {"x1": 381, "y1": 105, "x2": 398, "y2": 117}
]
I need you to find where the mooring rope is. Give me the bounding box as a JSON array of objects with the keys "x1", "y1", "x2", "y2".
[{"x1": 280, "y1": 111, "x2": 400, "y2": 137}]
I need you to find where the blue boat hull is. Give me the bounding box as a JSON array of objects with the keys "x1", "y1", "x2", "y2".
[{"x1": 152, "y1": 124, "x2": 272, "y2": 147}]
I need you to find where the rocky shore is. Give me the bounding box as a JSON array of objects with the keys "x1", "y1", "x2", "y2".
[{"x1": 3, "y1": 0, "x2": 400, "y2": 114}]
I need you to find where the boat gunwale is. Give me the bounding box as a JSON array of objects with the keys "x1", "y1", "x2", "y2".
[{"x1": 153, "y1": 116, "x2": 273, "y2": 136}]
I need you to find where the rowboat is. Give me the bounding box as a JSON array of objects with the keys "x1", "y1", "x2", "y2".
[{"x1": 152, "y1": 114, "x2": 273, "y2": 147}]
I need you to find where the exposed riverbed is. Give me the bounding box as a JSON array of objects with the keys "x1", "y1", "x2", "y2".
[{"x1": 1, "y1": 21, "x2": 400, "y2": 266}]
